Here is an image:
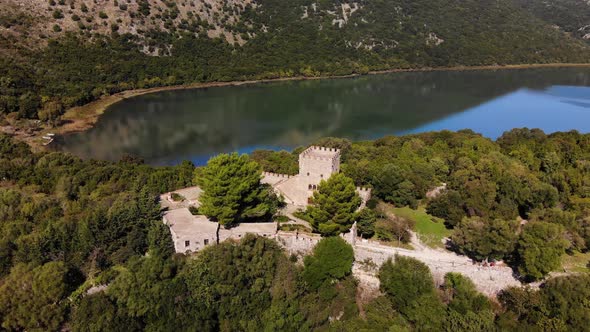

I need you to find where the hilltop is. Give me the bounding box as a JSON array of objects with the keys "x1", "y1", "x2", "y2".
[{"x1": 512, "y1": 0, "x2": 590, "y2": 43}]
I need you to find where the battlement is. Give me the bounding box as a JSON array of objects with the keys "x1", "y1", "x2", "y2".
[
  {"x1": 299, "y1": 146, "x2": 341, "y2": 162},
  {"x1": 263, "y1": 171, "x2": 293, "y2": 179},
  {"x1": 356, "y1": 187, "x2": 372, "y2": 209},
  {"x1": 356, "y1": 187, "x2": 372, "y2": 194}
]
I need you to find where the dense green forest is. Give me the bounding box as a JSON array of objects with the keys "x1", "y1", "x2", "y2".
[
  {"x1": 1, "y1": 0, "x2": 589, "y2": 124},
  {"x1": 255, "y1": 130, "x2": 590, "y2": 280},
  {"x1": 1, "y1": 129, "x2": 589, "y2": 330},
  {"x1": 512, "y1": 0, "x2": 590, "y2": 42}
]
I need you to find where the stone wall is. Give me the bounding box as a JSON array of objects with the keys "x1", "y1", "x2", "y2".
[
  {"x1": 356, "y1": 187, "x2": 372, "y2": 209},
  {"x1": 276, "y1": 231, "x2": 322, "y2": 254},
  {"x1": 276, "y1": 230, "x2": 522, "y2": 296}
]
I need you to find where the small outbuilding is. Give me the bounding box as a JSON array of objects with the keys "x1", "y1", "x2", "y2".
[{"x1": 163, "y1": 208, "x2": 218, "y2": 253}]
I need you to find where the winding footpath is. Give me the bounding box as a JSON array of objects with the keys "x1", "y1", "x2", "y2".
[{"x1": 352, "y1": 233, "x2": 522, "y2": 296}]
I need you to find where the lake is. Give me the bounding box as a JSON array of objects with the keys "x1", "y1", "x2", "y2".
[{"x1": 55, "y1": 67, "x2": 590, "y2": 165}]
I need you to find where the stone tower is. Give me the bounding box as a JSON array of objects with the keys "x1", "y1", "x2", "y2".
[{"x1": 298, "y1": 146, "x2": 341, "y2": 190}]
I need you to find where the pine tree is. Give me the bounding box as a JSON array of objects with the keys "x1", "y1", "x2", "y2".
[
  {"x1": 306, "y1": 173, "x2": 361, "y2": 236},
  {"x1": 199, "y1": 153, "x2": 276, "y2": 226}
]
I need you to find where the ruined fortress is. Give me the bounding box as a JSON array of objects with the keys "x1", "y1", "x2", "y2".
[
  {"x1": 162, "y1": 146, "x2": 370, "y2": 254},
  {"x1": 263, "y1": 146, "x2": 371, "y2": 206}
]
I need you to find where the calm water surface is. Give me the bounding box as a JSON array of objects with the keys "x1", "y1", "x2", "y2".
[{"x1": 55, "y1": 68, "x2": 590, "y2": 165}]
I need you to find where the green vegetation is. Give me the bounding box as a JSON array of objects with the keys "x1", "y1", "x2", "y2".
[
  {"x1": 197, "y1": 153, "x2": 279, "y2": 227},
  {"x1": 305, "y1": 173, "x2": 361, "y2": 236},
  {"x1": 498, "y1": 274, "x2": 590, "y2": 330},
  {"x1": 303, "y1": 237, "x2": 354, "y2": 290},
  {"x1": 355, "y1": 208, "x2": 377, "y2": 239},
  {"x1": 451, "y1": 217, "x2": 519, "y2": 261},
  {"x1": 516, "y1": 221, "x2": 569, "y2": 280},
  {"x1": 1, "y1": 0, "x2": 589, "y2": 126},
  {"x1": 374, "y1": 204, "x2": 414, "y2": 246},
  {"x1": 512, "y1": 0, "x2": 590, "y2": 43},
  {"x1": 1, "y1": 128, "x2": 590, "y2": 329},
  {"x1": 169, "y1": 192, "x2": 184, "y2": 201},
  {"x1": 561, "y1": 251, "x2": 590, "y2": 273},
  {"x1": 251, "y1": 150, "x2": 298, "y2": 175},
  {"x1": 254, "y1": 128, "x2": 590, "y2": 279},
  {"x1": 391, "y1": 206, "x2": 451, "y2": 248},
  {"x1": 378, "y1": 256, "x2": 497, "y2": 331}
]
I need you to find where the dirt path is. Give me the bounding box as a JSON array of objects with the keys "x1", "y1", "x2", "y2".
[{"x1": 352, "y1": 237, "x2": 522, "y2": 296}]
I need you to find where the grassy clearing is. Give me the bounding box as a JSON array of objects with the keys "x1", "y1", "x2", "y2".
[
  {"x1": 390, "y1": 206, "x2": 451, "y2": 248},
  {"x1": 561, "y1": 251, "x2": 590, "y2": 273}
]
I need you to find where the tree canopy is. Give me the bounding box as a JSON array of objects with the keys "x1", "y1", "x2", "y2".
[
  {"x1": 516, "y1": 221, "x2": 569, "y2": 280},
  {"x1": 303, "y1": 237, "x2": 354, "y2": 290},
  {"x1": 1, "y1": 130, "x2": 590, "y2": 330},
  {"x1": 306, "y1": 173, "x2": 361, "y2": 236},
  {"x1": 198, "y1": 153, "x2": 278, "y2": 226}
]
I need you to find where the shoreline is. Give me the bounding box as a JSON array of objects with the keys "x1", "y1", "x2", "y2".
[{"x1": 15, "y1": 62, "x2": 590, "y2": 150}]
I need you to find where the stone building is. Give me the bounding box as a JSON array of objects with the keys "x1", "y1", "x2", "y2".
[
  {"x1": 298, "y1": 146, "x2": 341, "y2": 190},
  {"x1": 163, "y1": 208, "x2": 218, "y2": 253},
  {"x1": 163, "y1": 207, "x2": 278, "y2": 254},
  {"x1": 263, "y1": 146, "x2": 371, "y2": 206},
  {"x1": 162, "y1": 145, "x2": 370, "y2": 254}
]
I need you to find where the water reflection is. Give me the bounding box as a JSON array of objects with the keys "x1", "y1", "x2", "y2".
[
  {"x1": 404, "y1": 87, "x2": 590, "y2": 138},
  {"x1": 55, "y1": 68, "x2": 590, "y2": 165}
]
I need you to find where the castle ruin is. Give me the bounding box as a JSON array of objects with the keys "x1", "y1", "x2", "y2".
[
  {"x1": 161, "y1": 146, "x2": 371, "y2": 254},
  {"x1": 263, "y1": 146, "x2": 371, "y2": 206},
  {"x1": 298, "y1": 146, "x2": 341, "y2": 190}
]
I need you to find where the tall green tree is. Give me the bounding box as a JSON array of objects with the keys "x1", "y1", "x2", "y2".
[
  {"x1": 183, "y1": 235, "x2": 287, "y2": 331},
  {"x1": 147, "y1": 222, "x2": 175, "y2": 258},
  {"x1": 451, "y1": 218, "x2": 519, "y2": 261},
  {"x1": 306, "y1": 173, "x2": 361, "y2": 236},
  {"x1": 0, "y1": 262, "x2": 69, "y2": 331},
  {"x1": 355, "y1": 208, "x2": 377, "y2": 238},
  {"x1": 198, "y1": 153, "x2": 277, "y2": 226},
  {"x1": 426, "y1": 190, "x2": 466, "y2": 227},
  {"x1": 516, "y1": 221, "x2": 569, "y2": 280},
  {"x1": 442, "y1": 273, "x2": 495, "y2": 332},
  {"x1": 303, "y1": 237, "x2": 354, "y2": 290},
  {"x1": 379, "y1": 256, "x2": 445, "y2": 330},
  {"x1": 541, "y1": 274, "x2": 590, "y2": 331},
  {"x1": 371, "y1": 164, "x2": 417, "y2": 208},
  {"x1": 71, "y1": 293, "x2": 140, "y2": 332}
]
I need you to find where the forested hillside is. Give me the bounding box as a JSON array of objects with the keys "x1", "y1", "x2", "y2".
[
  {"x1": 512, "y1": 0, "x2": 590, "y2": 43},
  {"x1": 0, "y1": 0, "x2": 589, "y2": 126},
  {"x1": 1, "y1": 129, "x2": 590, "y2": 330}
]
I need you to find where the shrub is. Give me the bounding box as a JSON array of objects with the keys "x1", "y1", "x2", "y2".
[
  {"x1": 170, "y1": 192, "x2": 184, "y2": 202},
  {"x1": 303, "y1": 237, "x2": 354, "y2": 290},
  {"x1": 52, "y1": 10, "x2": 64, "y2": 19}
]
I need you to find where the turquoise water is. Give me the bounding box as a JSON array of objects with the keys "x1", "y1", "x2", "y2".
[{"x1": 55, "y1": 68, "x2": 590, "y2": 165}]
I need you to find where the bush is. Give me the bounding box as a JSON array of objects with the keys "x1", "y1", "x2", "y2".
[
  {"x1": 374, "y1": 215, "x2": 412, "y2": 244},
  {"x1": 303, "y1": 237, "x2": 354, "y2": 290},
  {"x1": 356, "y1": 208, "x2": 376, "y2": 238},
  {"x1": 379, "y1": 256, "x2": 445, "y2": 330},
  {"x1": 170, "y1": 192, "x2": 184, "y2": 201},
  {"x1": 188, "y1": 205, "x2": 199, "y2": 215},
  {"x1": 52, "y1": 10, "x2": 64, "y2": 19}
]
